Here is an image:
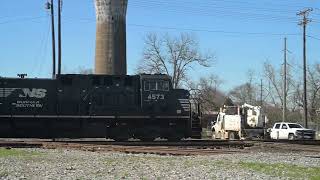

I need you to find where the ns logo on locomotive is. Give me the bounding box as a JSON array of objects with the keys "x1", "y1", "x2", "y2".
[
  {"x1": 0, "y1": 88, "x2": 47, "y2": 99},
  {"x1": 19, "y1": 88, "x2": 47, "y2": 99},
  {"x1": 0, "y1": 74, "x2": 200, "y2": 141}
]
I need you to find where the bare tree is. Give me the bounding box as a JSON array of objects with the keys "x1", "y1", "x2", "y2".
[
  {"x1": 263, "y1": 62, "x2": 284, "y2": 107},
  {"x1": 197, "y1": 74, "x2": 225, "y2": 113},
  {"x1": 262, "y1": 61, "x2": 305, "y2": 123},
  {"x1": 228, "y1": 70, "x2": 258, "y2": 104},
  {"x1": 306, "y1": 64, "x2": 320, "y2": 123},
  {"x1": 137, "y1": 33, "x2": 214, "y2": 88},
  {"x1": 229, "y1": 83, "x2": 258, "y2": 104},
  {"x1": 76, "y1": 66, "x2": 93, "y2": 74},
  {"x1": 186, "y1": 74, "x2": 224, "y2": 113},
  {"x1": 261, "y1": 60, "x2": 320, "y2": 124}
]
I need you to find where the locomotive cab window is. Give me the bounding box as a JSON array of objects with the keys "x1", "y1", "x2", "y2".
[
  {"x1": 144, "y1": 81, "x2": 156, "y2": 91},
  {"x1": 144, "y1": 81, "x2": 150, "y2": 91},
  {"x1": 150, "y1": 82, "x2": 156, "y2": 90},
  {"x1": 144, "y1": 81, "x2": 169, "y2": 91},
  {"x1": 157, "y1": 81, "x2": 169, "y2": 91}
]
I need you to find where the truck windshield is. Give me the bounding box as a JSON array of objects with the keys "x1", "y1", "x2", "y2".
[{"x1": 288, "y1": 124, "x2": 303, "y2": 128}]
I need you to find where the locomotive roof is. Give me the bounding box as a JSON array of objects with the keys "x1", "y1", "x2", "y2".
[
  {"x1": 56, "y1": 74, "x2": 139, "y2": 78},
  {"x1": 139, "y1": 73, "x2": 171, "y2": 80},
  {"x1": 0, "y1": 74, "x2": 171, "y2": 80},
  {"x1": 0, "y1": 77, "x2": 53, "y2": 80}
]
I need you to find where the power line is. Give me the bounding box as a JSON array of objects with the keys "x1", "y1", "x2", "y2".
[
  {"x1": 129, "y1": 3, "x2": 299, "y2": 23},
  {"x1": 0, "y1": 15, "x2": 16, "y2": 19},
  {"x1": 130, "y1": 0, "x2": 320, "y2": 26},
  {"x1": 307, "y1": 35, "x2": 320, "y2": 41},
  {"x1": 130, "y1": 1, "x2": 299, "y2": 15},
  {"x1": 37, "y1": 21, "x2": 51, "y2": 77},
  {"x1": 62, "y1": 16, "x2": 302, "y2": 37},
  {"x1": 31, "y1": 15, "x2": 51, "y2": 75},
  {"x1": 132, "y1": 0, "x2": 310, "y2": 11},
  {"x1": 0, "y1": 16, "x2": 46, "y2": 25},
  {"x1": 128, "y1": 23, "x2": 300, "y2": 36},
  {"x1": 37, "y1": 31, "x2": 51, "y2": 77},
  {"x1": 130, "y1": 1, "x2": 307, "y2": 18}
]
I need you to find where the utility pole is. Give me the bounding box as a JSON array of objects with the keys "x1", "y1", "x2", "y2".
[
  {"x1": 46, "y1": 0, "x2": 56, "y2": 79},
  {"x1": 58, "y1": 0, "x2": 62, "y2": 75},
  {"x1": 282, "y1": 37, "x2": 287, "y2": 122},
  {"x1": 297, "y1": 8, "x2": 312, "y2": 128},
  {"x1": 260, "y1": 79, "x2": 263, "y2": 107},
  {"x1": 260, "y1": 78, "x2": 267, "y2": 139}
]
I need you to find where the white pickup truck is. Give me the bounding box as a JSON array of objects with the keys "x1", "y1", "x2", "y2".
[{"x1": 269, "y1": 122, "x2": 315, "y2": 140}]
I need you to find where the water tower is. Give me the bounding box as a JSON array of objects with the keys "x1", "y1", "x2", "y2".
[{"x1": 94, "y1": 0, "x2": 128, "y2": 75}]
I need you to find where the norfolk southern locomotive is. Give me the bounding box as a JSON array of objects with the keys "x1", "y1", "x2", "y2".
[{"x1": 0, "y1": 74, "x2": 199, "y2": 141}]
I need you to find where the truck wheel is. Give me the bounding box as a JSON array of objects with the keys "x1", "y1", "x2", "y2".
[
  {"x1": 212, "y1": 132, "x2": 216, "y2": 139},
  {"x1": 288, "y1": 134, "x2": 295, "y2": 140},
  {"x1": 228, "y1": 132, "x2": 235, "y2": 140}
]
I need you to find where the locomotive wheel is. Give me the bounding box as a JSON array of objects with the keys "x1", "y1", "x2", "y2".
[
  {"x1": 167, "y1": 137, "x2": 182, "y2": 142},
  {"x1": 140, "y1": 138, "x2": 154, "y2": 142},
  {"x1": 113, "y1": 138, "x2": 128, "y2": 142}
]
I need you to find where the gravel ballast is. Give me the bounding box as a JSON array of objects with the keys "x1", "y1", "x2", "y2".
[{"x1": 0, "y1": 148, "x2": 319, "y2": 180}]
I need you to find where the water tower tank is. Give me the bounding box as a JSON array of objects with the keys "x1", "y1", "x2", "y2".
[{"x1": 94, "y1": 0, "x2": 128, "y2": 75}]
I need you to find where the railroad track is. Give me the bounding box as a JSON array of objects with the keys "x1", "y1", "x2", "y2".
[
  {"x1": 262, "y1": 139, "x2": 320, "y2": 145},
  {"x1": 44, "y1": 143, "x2": 247, "y2": 156},
  {"x1": 0, "y1": 139, "x2": 251, "y2": 156},
  {"x1": 252, "y1": 141, "x2": 320, "y2": 153},
  {"x1": 0, "y1": 139, "x2": 319, "y2": 156}
]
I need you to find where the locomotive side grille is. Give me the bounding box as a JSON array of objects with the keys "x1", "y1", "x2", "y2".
[{"x1": 0, "y1": 88, "x2": 18, "y2": 98}]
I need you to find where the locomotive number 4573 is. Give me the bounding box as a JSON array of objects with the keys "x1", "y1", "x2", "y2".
[{"x1": 147, "y1": 94, "x2": 165, "y2": 100}]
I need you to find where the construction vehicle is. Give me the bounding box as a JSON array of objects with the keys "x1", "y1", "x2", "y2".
[{"x1": 211, "y1": 103, "x2": 268, "y2": 139}]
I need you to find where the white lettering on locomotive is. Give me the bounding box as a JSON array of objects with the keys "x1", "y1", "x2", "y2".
[
  {"x1": 19, "y1": 89, "x2": 47, "y2": 98},
  {"x1": 0, "y1": 88, "x2": 47, "y2": 98},
  {"x1": 147, "y1": 94, "x2": 165, "y2": 100}
]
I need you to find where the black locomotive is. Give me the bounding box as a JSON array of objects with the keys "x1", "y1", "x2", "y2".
[{"x1": 0, "y1": 74, "x2": 199, "y2": 141}]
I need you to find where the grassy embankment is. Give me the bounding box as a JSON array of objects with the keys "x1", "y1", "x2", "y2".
[
  {"x1": 0, "y1": 148, "x2": 41, "y2": 158},
  {"x1": 239, "y1": 161, "x2": 320, "y2": 180}
]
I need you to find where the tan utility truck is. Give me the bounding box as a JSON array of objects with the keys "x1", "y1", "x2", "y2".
[{"x1": 211, "y1": 103, "x2": 268, "y2": 140}]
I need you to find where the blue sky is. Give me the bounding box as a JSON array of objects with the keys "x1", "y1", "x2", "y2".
[{"x1": 0, "y1": 0, "x2": 320, "y2": 90}]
